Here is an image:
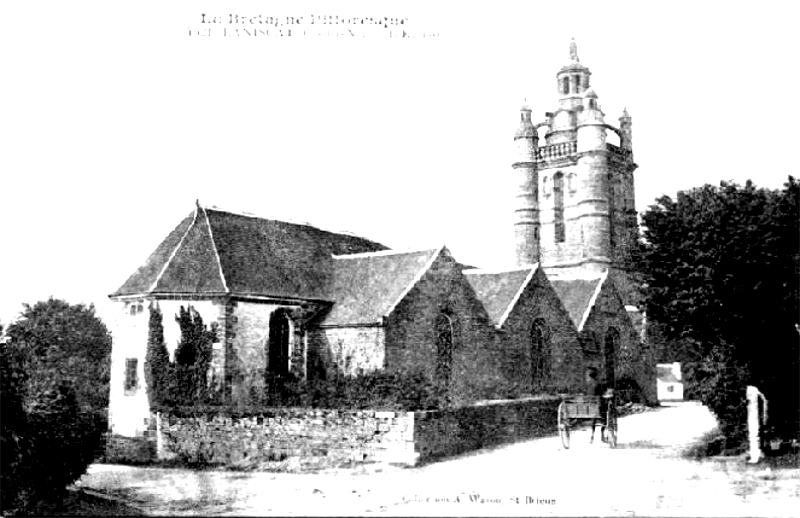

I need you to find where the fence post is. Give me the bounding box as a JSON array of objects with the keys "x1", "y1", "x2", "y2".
[
  {"x1": 156, "y1": 411, "x2": 163, "y2": 459},
  {"x1": 746, "y1": 385, "x2": 767, "y2": 464}
]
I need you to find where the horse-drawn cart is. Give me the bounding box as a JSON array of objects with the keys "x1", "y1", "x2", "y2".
[{"x1": 557, "y1": 391, "x2": 617, "y2": 449}]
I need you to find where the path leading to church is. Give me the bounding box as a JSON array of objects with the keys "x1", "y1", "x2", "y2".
[{"x1": 78, "y1": 403, "x2": 799, "y2": 516}]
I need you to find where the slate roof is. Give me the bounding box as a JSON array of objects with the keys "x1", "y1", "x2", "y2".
[
  {"x1": 548, "y1": 274, "x2": 605, "y2": 332},
  {"x1": 657, "y1": 365, "x2": 682, "y2": 384},
  {"x1": 111, "y1": 205, "x2": 388, "y2": 300},
  {"x1": 320, "y1": 248, "x2": 441, "y2": 326},
  {"x1": 465, "y1": 266, "x2": 537, "y2": 327}
]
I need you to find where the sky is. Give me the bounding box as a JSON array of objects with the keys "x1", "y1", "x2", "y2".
[{"x1": 1, "y1": 1, "x2": 797, "y2": 328}]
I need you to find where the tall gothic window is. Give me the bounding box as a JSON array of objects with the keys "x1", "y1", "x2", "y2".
[
  {"x1": 553, "y1": 172, "x2": 565, "y2": 243},
  {"x1": 604, "y1": 327, "x2": 619, "y2": 388},
  {"x1": 267, "y1": 309, "x2": 292, "y2": 377},
  {"x1": 531, "y1": 319, "x2": 549, "y2": 390},
  {"x1": 124, "y1": 358, "x2": 138, "y2": 395},
  {"x1": 435, "y1": 313, "x2": 455, "y2": 399},
  {"x1": 530, "y1": 318, "x2": 550, "y2": 390}
]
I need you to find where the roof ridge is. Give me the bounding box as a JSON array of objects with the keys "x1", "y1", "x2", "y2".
[
  {"x1": 382, "y1": 245, "x2": 445, "y2": 319},
  {"x1": 496, "y1": 264, "x2": 540, "y2": 328},
  {"x1": 200, "y1": 205, "x2": 229, "y2": 294},
  {"x1": 577, "y1": 269, "x2": 608, "y2": 332},
  {"x1": 332, "y1": 247, "x2": 437, "y2": 259},
  {"x1": 464, "y1": 264, "x2": 538, "y2": 276},
  {"x1": 149, "y1": 207, "x2": 199, "y2": 293},
  {"x1": 201, "y1": 203, "x2": 379, "y2": 242}
]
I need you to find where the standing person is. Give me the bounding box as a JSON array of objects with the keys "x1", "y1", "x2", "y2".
[{"x1": 585, "y1": 367, "x2": 608, "y2": 443}]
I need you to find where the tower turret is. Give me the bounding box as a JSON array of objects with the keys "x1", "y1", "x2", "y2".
[
  {"x1": 556, "y1": 38, "x2": 592, "y2": 110},
  {"x1": 515, "y1": 39, "x2": 638, "y2": 285},
  {"x1": 619, "y1": 108, "x2": 633, "y2": 153},
  {"x1": 512, "y1": 103, "x2": 540, "y2": 266},
  {"x1": 576, "y1": 87, "x2": 612, "y2": 272}
]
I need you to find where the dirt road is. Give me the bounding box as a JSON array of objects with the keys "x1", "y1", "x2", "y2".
[{"x1": 78, "y1": 403, "x2": 799, "y2": 516}]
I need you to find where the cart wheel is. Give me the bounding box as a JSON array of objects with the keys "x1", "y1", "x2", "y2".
[
  {"x1": 558, "y1": 403, "x2": 570, "y2": 449},
  {"x1": 606, "y1": 407, "x2": 617, "y2": 448}
]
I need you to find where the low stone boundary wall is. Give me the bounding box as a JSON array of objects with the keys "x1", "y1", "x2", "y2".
[
  {"x1": 413, "y1": 396, "x2": 560, "y2": 461},
  {"x1": 104, "y1": 397, "x2": 561, "y2": 468},
  {"x1": 157, "y1": 408, "x2": 417, "y2": 467},
  {"x1": 103, "y1": 433, "x2": 156, "y2": 464}
]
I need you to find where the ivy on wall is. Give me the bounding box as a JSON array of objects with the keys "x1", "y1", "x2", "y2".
[{"x1": 145, "y1": 304, "x2": 218, "y2": 409}]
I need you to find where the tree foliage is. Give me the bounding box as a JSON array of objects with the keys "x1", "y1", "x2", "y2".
[
  {"x1": 144, "y1": 303, "x2": 172, "y2": 408},
  {"x1": 638, "y1": 178, "x2": 800, "y2": 443},
  {"x1": 1, "y1": 299, "x2": 111, "y2": 514},
  {"x1": 5, "y1": 298, "x2": 112, "y2": 412},
  {"x1": 173, "y1": 306, "x2": 217, "y2": 405}
]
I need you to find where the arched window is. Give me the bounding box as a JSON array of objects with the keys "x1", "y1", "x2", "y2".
[
  {"x1": 604, "y1": 328, "x2": 619, "y2": 388},
  {"x1": 542, "y1": 175, "x2": 550, "y2": 197},
  {"x1": 553, "y1": 172, "x2": 565, "y2": 243},
  {"x1": 267, "y1": 309, "x2": 292, "y2": 377},
  {"x1": 561, "y1": 76, "x2": 569, "y2": 95},
  {"x1": 531, "y1": 319, "x2": 549, "y2": 389},
  {"x1": 435, "y1": 313, "x2": 455, "y2": 397}
]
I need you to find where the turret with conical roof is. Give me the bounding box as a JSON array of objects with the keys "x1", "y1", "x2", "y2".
[{"x1": 512, "y1": 103, "x2": 540, "y2": 265}]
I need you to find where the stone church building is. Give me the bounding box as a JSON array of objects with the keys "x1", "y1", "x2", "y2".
[{"x1": 108, "y1": 41, "x2": 653, "y2": 437}]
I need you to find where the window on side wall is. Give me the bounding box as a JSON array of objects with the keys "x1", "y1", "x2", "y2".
[{"x1": 124, "y1": 358, "x2": 138, "y2": 395}]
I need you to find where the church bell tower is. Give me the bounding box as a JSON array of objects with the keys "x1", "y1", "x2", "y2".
[{"x1": 512, "y1": 40, "x2": 639, "y2": 300}]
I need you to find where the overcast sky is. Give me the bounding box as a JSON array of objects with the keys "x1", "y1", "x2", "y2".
[{"x1": 1, "y1": 1, "x2": 797, "y2": 327}]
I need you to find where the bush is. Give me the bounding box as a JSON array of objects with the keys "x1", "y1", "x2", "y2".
[
  {"x1": 0, "y1": 379, "x2": 107, "y2": 515},
  {"x1": 1, "y1": 299, "x2": 111, "y2": 515},
  {"x1": 258, "y1": 371, "x2": 441, "y2": 411},
  {"x1": 25, "y1": 384, "x2": 108, "y2": 499}
]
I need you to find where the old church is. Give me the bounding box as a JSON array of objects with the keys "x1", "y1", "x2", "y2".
[{"x1": 108, "y1": 41, "x2": 653, "y2": 437}]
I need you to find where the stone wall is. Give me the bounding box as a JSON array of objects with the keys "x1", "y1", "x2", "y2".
[
  {"x1": 384, "y1": 250, "x2": 506, "y2": 407},
  {"x1": 108, "y1": 297, "x2": 225, "y2": 437},
  {"x1": 413, "y1": 397, "x2": 560, "y2": 461},
  {"x1": 581, "y1": 279, "x2": 656, "y2": 403},
  {"x1": 156, "y1": 408, "x2": 417, "y2": 467},
  {"x1": 307, "y1": 326, "x2": 386, "y2": 378},
  {"x1": 499, "y1": 269, "x2": 585, "y2": 395},
  {"x1": 115, "y1": 397, "x2": 561, "y2": 469}
]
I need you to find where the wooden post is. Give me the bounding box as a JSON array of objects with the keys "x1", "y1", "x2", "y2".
[{"x1": 746, "y1": 385, "x2": 766, "y2": 464}]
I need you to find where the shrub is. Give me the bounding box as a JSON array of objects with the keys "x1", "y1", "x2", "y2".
[
  {"x1": 24, "y1": 384, "x2": 108, "y2": 500},
  {"x1": 1, "y1": 299, "x2": 111, "y2": 514},
  {"x1": 260, "y1": 371, "x2": 440, "y2": 411}
]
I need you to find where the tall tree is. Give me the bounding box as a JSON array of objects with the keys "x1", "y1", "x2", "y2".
[
  {"x1": 2, "y1": 299, "x2": 111, "y2": 513},
  {"x1": 5, "y1": 298, "x2": 112, "y2": 411},
  {"x1": 144, "y1": 302, "x2": 172, "y2": 408},
  {"x1": 173, "y1": 305, "x2": 216, "y2": 405},
  {"x1": 639, "y1": 178, "x2": 799, "y2": 442}
]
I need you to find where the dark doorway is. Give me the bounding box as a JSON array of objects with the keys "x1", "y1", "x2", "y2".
[{"x1": 267, "y1": 310, "x2": 291, "y2": 377}]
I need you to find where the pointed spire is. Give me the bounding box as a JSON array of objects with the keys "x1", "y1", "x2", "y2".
[
  {"x1": 570, "y1": 38, "x2": 579, "y2": 62},
  {"x1": 622, "y1": 107, "x2": 631, "y2": 118}
]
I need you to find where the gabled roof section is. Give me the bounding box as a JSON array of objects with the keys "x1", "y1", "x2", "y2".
[
  {"x1": 464, "y1": 265, "x2": 538, "y2": 328},
  {"x1": 548, "y1": 271, "x2": 607, "y2": 332},
  {"x1": 320, "y1": 248, "x2": 441, "y2": 326},
  {"x1": 110, "y1": 204, "x2": 388, "y2": 299}
]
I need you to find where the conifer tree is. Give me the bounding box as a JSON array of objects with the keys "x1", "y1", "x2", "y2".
[{"x1": 144, "y1": 303, "x2": 171, "y2": 408}]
